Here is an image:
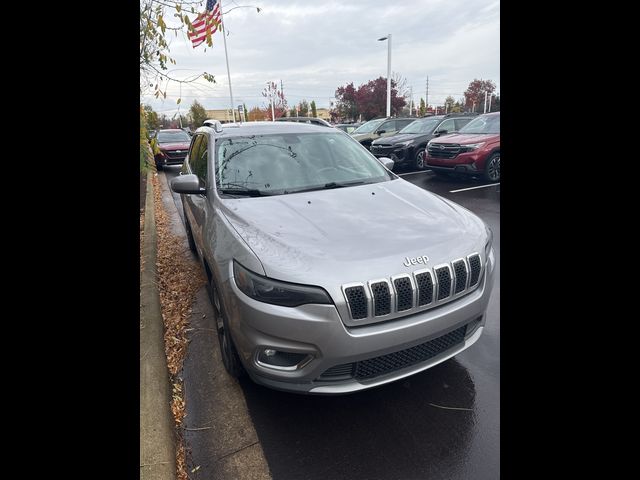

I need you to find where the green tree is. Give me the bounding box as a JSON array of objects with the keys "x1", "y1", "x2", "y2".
[
  {"x1": 243, "y1": 103, "x2": 249, "y2": 120},
  {"x1": 298, "y1": 100, "x2": 310, "y2": 116},
  {"x1": 310, "y1": 100, "x2": 317, "y2": 117},
  {"x1": 189, "y1": 100, "x2": 208, "y2": 128},
  {"x1": 143, "y1": 104, "x2": 160, "y2": 131},
  {"x1": 419, "y1": 98, "x2": 426, "y2": 116}
]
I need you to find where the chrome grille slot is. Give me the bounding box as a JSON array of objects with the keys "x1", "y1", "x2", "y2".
[
  {"x1": 370, "y1": 281, "x2": 391, "y2": 317},
  {"x1": 452, "y1": 259, "x2": 468, "y2": 294},
  {"x1": 414, "y1": 271, "x2": 434, "y2": 306},
  {"x1": 435, "y1": 266, "x2": 452, "y2": 300},
  {"x1": 468, "y1": 253, "x2": 482, "y2": 287}
]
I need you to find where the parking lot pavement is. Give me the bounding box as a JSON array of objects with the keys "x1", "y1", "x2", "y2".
[{"x1": 163, "y1": 166, "x2": 500, "y2": 480}]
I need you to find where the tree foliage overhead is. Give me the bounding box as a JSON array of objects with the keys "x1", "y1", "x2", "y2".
[
  {"x1": 333, "y1": 77, "x2": 407, "y2": 122},
  {"x1": 463, "y1": 79, "x2": 496, "y2": 112},
  {"x1": 140, "y1": 0, "x2": 218, "y2": 100}
]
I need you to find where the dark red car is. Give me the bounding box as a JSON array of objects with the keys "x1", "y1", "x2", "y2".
[
  {"x1": 154, "y1": 129, "x2": 192, "y2": 170},
  {"x1": 425, "y1": 112, "x2": 500, "y2": 181}
]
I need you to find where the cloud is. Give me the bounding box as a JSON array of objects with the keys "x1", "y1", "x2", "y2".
[{"x1": 141, "y1": 0, "x2": 499, "y2": 115}]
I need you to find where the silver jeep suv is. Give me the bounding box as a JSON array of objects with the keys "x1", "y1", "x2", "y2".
[{"x1": 171, "y1": 121, "x2": 495, "y2": 394}]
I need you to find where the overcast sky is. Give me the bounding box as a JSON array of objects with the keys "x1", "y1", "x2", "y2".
[{"x1": 140, "y1": 0, "x2": 499, "y2": 117}]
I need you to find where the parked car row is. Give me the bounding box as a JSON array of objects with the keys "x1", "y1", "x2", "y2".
[{"x1": 152, "y1": 111, "x2": 499, "y2": 181}]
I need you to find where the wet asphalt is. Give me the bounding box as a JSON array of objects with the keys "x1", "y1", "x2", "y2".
[{"x1": 163, "y1": 164, "x2": 500, "y2": 480}]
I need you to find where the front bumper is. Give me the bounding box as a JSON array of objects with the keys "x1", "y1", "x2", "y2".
[
  {"x1": 371, "y1": 145, "x2": 411, "y2": 164},
  {"x1": 223, "y1": 249, "x2": 496, "y2": 394}
]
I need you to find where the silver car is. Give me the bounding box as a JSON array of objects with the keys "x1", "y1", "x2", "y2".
[{"x1": 171, "y1": 121, "x2": 495, "y2": 394}]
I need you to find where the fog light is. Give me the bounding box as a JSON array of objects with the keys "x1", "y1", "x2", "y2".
[{"x1": 256, "y1": 349, "x2": 312, "y2": 371}]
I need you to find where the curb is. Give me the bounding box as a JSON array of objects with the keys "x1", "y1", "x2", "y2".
[{"x1": 140, "y1": 173, "x2": 177, "y2": 480}]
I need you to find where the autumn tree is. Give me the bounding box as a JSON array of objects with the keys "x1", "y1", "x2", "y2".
[
  {"x1": 464, "y1": 79, "x2": 496, "y2": 113},
  {"x1": 189, "y1": 100, "x2": 208, "y2": 128},
  {"x1": 334, "y1": 83, "x2": 358, "y2": 122},
  {"x1": 248, "y1": 106, "x2": 267, "y2": 122},
  {"x1": 262, "y1": 81, "x2": 288, "y2": 120},
  {"x1": 355, "y1": 77, "x2": 406, "y2": 120},
  {"x1": 310, "y1": 100, "x2": 317, "y2": 117}
]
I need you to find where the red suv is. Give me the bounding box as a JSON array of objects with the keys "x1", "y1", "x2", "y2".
[
  {"x1": 154, "y1": 129, "x2": 192, "y2": 170},
  {"x1": 425, "y1": 112, "x2": 500, "y2": 181}
]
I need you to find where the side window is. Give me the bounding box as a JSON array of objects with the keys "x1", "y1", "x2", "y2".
[
  {"x1": 380, "y1": 120, "x2": 396, "y2": 132},
  {"x1": 454, "y1": 118, "x2": 472, "y2": 130},
  {"x1": 192, "y1": 135, "x2": 209, "y2": 184},
  {"x1": 397, "y1": 119, "x2": 413, "y2": 130},
  {"x1": 437, "y1": 119, "x2": 456, "y2": 133}
]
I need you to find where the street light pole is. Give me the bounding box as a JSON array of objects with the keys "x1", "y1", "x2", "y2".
[{"x1": 378, "y1": 34, "x2": 392, "y2": 118}]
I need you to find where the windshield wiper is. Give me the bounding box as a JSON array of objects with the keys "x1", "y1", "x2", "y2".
[
  {"x1": 285, "y1": 180, "x2": 367, "y2": 194},
  {"x1": 219, "y1": 188, "x2": 271, "y2": 197}
]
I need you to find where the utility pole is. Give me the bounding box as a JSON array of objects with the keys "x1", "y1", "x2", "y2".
[
  {"x1": 488, "y1": 94, "x2": 492, "y2": 112},
  {"x1": 426, "y1": 77, "x2": 429, "y2": 112},
  {"x1": 410, "y1": 86, "x2": 413, "y2": 116},
  {"x1": 484, "y1": 91, "x2": 488, "y2": 113}
]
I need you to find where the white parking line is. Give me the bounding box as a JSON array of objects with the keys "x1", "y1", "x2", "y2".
[
  {"x1": 398, "y1": 170, "x2": 432, "y2": 177},
  {"x1": 449, "y1": 183, "x2": 500, "y2": 193}
]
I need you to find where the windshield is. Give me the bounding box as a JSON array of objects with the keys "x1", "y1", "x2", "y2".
[
  {"x1": 157, "y1": 131, "x2": 191, "y2": 143},
  {"x1": 399, "y1": 118, "x2": 442, "y2": 134},
  {"x1": 215, "y1": 132, "x2": 394, "y2": 196},
  {"x1": 352, "y1": 119, "x2": 385, "y2": 134},
  {"x1": 459, "y1": 114, "x2": 500, "y2": 134}
]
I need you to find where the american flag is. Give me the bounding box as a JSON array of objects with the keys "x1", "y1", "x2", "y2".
[{"x1": 188, "y1": 0, "x2": 222, "y2": 48}]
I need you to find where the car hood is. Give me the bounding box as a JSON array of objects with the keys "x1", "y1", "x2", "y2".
[
  {"x1": 351, "y1": 133, "x2": 375, "y2": 141},
  {"x1": 372, "y1": 133, "x2": 424, "y2": 145},
  {"x1": 432, "y1": 133, "x2": 499, "y2": 145},
  {"x1": 159, "y1": 142, "x2": 190, "y2": 150},
  {"x1": 221, "y1": 179, "x2": 487, "y2": 286}
]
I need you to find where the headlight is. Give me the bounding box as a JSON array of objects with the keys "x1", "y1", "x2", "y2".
[
  {"x1": 460, "y1": 142, "x2": 485, "y2": 153},
  {"x1": 484, "y1": 225, "x2": 493, "y2": 258},
  {"x1": 233, "y1": 260, "x2": 332, "y2": 307},
  {"x1": 427, "y1": 140, "x2": 433, "y2": 148},
  {"x1": 396, "y1": 141, "x2": 412, "y2": 147}
]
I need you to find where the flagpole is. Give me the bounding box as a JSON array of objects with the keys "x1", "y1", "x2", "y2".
[{"x1": 218, "y1": 0, "x2": 236, "y2": 122}]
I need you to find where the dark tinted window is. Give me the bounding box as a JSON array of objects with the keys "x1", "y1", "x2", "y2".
[
  {"x1": 437, "y1": 119, "x2": 456, "y2": 133},
  {"x1": 396, "y1": 119, "x2": 414, "y2": 130},
  {"x1": 379, "y1": 120, "x2": 396, "y2": 132},
  {"x1": 454, "y1": 118, "x2": 473, "y2": 130}
]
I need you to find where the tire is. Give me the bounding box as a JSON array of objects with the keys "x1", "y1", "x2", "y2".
[
  {"x1": 208, "y1": 279, "x2": 245, "y2": 378},
  {"x1": 415, "y1": 148, "x2": 426, "y2": 170},
  {"x1": 183, "y1": 208, "x2": 197, "y2": 253},
  {"x1": 484, "y1": 153, "x2": 500, "y2": 182}
]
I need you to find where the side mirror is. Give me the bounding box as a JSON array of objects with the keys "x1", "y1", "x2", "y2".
[
  {"x1": 376, "y1": 129, "x2": 386, "y2": 135},
  {"x1": 434, "y1": 129, "x2": 448, "y2": 136},
  {"x1": 378, "y1": 157, "x2": 395, "y2": 170},
  {"x1": 170, "y1": 174, "x2": 205, "y2": 195}
]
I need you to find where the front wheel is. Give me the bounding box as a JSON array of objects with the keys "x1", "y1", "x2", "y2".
[
  {"x1": 415, "y1": 149, "x2": 426, "y2": 170},
  {"x1": 183, "y1": 208, "x2": 197, "y2": 254},
  {"x1": 209, "y1": 280, "x2": 245, "y2": 378},
  {"x1": 484, "y1": 153, "x2": 500, "y2": 182}
]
